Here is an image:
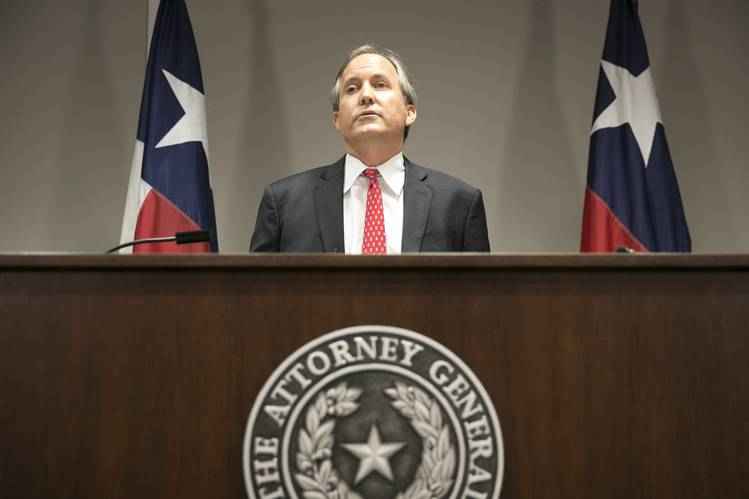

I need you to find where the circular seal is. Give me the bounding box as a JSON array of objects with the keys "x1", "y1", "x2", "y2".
[{"x1": 243, "y1": 326, "x2": 504, "y2": 499}]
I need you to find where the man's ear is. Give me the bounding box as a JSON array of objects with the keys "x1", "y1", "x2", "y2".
[
  {"x1": 332, "y1": 111, "x2": 340, "y2": 132},
  {"x1": 405, "y1": 105, "x2": 417, "y2": 127}
]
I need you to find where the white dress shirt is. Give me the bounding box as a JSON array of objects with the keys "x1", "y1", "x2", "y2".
[{"x1": 343, "y1": 153, "x2": 405, "y2": 254}]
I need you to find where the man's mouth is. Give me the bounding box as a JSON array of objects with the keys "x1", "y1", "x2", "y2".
[{"x1": 357, "y1": 111, "x2": 380, "y2": 119}]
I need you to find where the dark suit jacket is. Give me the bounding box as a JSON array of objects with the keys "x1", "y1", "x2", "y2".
[{"x1": 250, "y1": 157, "x2": 490, "y2": 252}]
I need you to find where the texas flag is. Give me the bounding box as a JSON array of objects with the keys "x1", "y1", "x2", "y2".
[
  {"x1": 120, "y1": 0, "x2": 218, "y2": 253},
  {"x1": 580, "y1": 0, "x2": 691, "y2": 252}
]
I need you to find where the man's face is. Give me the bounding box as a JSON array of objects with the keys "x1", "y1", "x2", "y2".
[{"x1": 333, "y1": 53, "x2": 416, "y2": 146}]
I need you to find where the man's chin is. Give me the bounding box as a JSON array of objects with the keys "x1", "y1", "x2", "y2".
[{"x1": 347, "y1": 124, "x2": 395, "y2": 139}]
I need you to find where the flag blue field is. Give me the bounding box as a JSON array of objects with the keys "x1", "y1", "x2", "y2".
[
  {"x1": 581, "y1": 0, "x2": 690, "y2": 252},
  {"x1": 120, "y1": 0, "x2": 218, "y2": 253}
]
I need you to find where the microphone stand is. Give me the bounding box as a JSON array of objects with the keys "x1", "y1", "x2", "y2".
[{"x1": 106, "y1": 230, "x2": 209, "y2": 254}]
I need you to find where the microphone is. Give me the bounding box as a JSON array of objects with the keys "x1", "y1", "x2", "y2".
[
  {"x1": 106, "y1": 230, "x2": 210, "y2": 254},
  {"x1": 615, "y1": 246, "x2": 636, "y2": 254},
  {"x1": 175, "y1": 230, "x2": 211, "y2": 245}
]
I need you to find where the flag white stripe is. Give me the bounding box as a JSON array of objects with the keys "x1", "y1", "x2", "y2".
[
  {"x1": 119, "y1": 141, "x2": 150, "y2": 251},
  {"x1": 148, "y1": 0, "x2": 159, "y2": 52}
]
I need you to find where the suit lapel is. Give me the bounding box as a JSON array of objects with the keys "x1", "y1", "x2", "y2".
[
  {"x1": 314, "y1": 158, "x2": 345, "y2": 252},
  {"x1": 402, "y1": 160, "x2": 432, "y2": 252}
]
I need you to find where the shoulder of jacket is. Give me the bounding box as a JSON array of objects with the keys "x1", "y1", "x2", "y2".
[
  {"x1": 406, "y1": 159, "x2": 479, "y2": 194},
  {"x1": 267, "y1": 159, "x2": 344, "y2": 191}
]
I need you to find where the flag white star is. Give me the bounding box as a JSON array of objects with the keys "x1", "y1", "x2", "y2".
[
  {"x1": 591, "y1": 60, "x2": 662, "y2": 167},
  {"x1": 155, "y1": 69, "x2": 209, "y2": 156},
  {"x1": 342, "y1": 425, "x2": 405, "y2": 484}
]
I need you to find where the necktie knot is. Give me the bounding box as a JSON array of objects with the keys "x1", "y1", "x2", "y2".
[{"x1": 363, "y1": 168, "x2": 379, "y2": 182}]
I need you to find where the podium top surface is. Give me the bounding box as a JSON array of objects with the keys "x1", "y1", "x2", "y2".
[{"x1": 0, "y1": 253, "x2": 747, "y2": 271}]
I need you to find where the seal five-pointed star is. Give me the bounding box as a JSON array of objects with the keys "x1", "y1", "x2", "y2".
[{"x1": 342, "y1": 424, "x2": 405, "y2": 484}]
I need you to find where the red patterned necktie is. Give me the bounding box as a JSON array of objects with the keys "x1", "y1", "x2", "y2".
[{"x1": 362, "y1": 168, "x2": 387, "y2": 254}]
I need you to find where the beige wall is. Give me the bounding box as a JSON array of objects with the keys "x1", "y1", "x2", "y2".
[{"x1": 0, "y1": 0, "x2": 746, "y2": 253}]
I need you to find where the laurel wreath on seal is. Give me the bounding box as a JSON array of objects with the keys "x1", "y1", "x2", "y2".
[
  {"x1": 294, "y1": 381, "x2": 456, "y2": 499},
  {"x1": 295, "y1": 383, "x2": 364, "y2": 499},
  {"x1": 385, "y1": 382, "x2": 456, "y2": 499}
]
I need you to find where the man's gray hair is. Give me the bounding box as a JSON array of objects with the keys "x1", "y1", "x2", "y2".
[{"x1": 330, "y1": 44, "x2": 417, "y2": 139}]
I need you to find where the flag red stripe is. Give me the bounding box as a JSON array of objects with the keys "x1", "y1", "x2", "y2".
[
  {"x1": 134, "y1": 188, "x2": 210, "y2": 253},
  {"x1": 580, "y1": 188, "x2": 648, "y2": 252}
]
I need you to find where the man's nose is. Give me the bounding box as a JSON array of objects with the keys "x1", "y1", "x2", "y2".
[{"x1": 359, "y1": 83, "x2": 374, "y2": 105}]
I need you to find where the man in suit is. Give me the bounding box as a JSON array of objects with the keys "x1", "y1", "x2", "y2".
[{"x1": 250, "y1": 45, "x2": 490, "y2": 253}]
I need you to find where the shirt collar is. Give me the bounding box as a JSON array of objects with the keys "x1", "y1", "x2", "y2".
[{"x1": 343, "y1": 152, "x2": 405, "y2": 196}]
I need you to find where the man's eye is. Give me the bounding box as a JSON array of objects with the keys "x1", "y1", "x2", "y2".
[
  {"x1": 375, "y1": 81, "x2": 386, "y2": 88},
  {"x1": 345, "y1": 86, "x2": 357, "y2": 93}
]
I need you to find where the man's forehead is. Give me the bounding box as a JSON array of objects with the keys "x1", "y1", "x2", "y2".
[{"x1": 342, "y1": 53, "x2": 398, "y2": 80}]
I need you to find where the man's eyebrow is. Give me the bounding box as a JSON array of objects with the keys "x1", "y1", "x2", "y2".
[
  {"x1": 343, "y1": 73, "x2": 391, "y2": 86},
  {"x1": 342, "y1": 76, "x2": 362, "y2": 86}
]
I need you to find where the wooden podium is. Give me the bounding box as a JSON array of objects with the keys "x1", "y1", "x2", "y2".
[{"x1": 1, "y1": 254, "x2": 747, "y2": 499}]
